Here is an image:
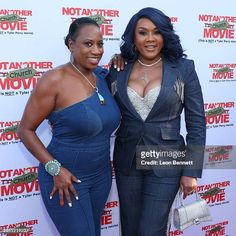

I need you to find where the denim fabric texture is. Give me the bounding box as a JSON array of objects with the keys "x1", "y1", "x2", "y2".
[{"x1": 38, "y1": 68, "x2": 121, "y2": 236}]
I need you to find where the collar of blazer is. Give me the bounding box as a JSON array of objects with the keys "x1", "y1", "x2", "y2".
[{"x1": 116, "y1": 59, "x2": 180, "y2": 121}]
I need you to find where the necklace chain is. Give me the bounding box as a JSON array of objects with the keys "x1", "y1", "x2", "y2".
[
  {"x1": 70, "y1": 61, "x2": 106, "y2": 105},
  {"x1": 70, "y1": 61, "x2": 97, "y2": 91},
  {"x1": 138, "y1": 57, "x2": 162, "y2": 67},
  {"x1": 137, "y1": 57, "x2": 162, "y2": 84}
]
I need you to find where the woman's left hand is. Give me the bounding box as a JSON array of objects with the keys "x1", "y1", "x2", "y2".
[
  {"x1": 108, "y1": 54, "x2": 126, "y2": 71},
  {"x1": 180, "y1": 176, "x2": 197, "y2": 199}
]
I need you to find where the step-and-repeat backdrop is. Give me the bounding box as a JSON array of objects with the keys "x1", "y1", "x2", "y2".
[{"x1": 0, "y1": 0, "x2": 235, "y2": 235}]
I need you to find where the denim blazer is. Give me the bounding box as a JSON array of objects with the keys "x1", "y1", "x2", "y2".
[{"x1": 106, "y1": 58, "x2": 206, "y2": 178}]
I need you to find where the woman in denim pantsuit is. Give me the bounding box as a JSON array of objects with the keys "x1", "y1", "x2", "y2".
[{"x1": 107, "y1": 7, "x2": 206, "y2": 236}]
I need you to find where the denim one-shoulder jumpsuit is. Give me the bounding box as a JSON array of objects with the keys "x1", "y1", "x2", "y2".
[{"x1": 38, "y1": 69, "x2": 121, "y2": 236}]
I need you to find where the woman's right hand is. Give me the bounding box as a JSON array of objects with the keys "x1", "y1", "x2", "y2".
[{"x1": 50, "y1": 167, "x2": 81, "y2": 207}]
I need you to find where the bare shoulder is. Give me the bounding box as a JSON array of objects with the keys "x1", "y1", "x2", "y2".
[
  {"x1": 33, "y1": 63, "x2": 69, "y2": 95},
  {"x1": 38, "y1": 64, "x2": 68, "y2": 85}
]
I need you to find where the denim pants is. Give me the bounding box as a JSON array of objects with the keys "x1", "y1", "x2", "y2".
[
  {"x1": 38, "y1": 139, "x2": 112, "y2": 236},
  {"x1": 115, "y1": 160, "x2": 180, "y2": 236}
]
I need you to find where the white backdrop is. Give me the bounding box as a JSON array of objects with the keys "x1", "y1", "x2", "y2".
[{"x1": 0, "y1": 0, "x2": 236, "y2": 235}]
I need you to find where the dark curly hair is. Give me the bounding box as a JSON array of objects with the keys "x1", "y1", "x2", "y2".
[
  {"x1": 64, "y1": 17, "x2": 100, "y2": 49},
  {"x1": 120, "y1": 7, "x2": 187, "y2": 62}
]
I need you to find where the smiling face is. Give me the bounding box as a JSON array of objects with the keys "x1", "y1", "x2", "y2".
[
  {"x1": 69, "y1": 24, "x2": 104, "y2": 71},
  {"x1": 134, "y1": 18, "x2": 164, "y2": 63}
]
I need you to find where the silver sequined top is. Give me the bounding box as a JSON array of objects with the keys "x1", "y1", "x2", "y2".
[{"x1": 127, "y1": 86, "x2": 161, "y2": 120}]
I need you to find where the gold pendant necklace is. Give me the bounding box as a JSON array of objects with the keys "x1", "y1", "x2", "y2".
[{"x1": 70, "y1": 61, "x2": 106, "y2": 105}]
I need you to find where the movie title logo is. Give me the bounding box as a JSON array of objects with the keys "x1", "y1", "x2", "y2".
[
  {"x1": 0, "y1": 61, "x2": 53, "y2": 96},
  {"x1": 202, "y1": 220, "x2": 229, "y2": 236},
  {"x1": 101, "y1": 201, "x2": 119, "y2": 230},
  {"x1": 62, "y1": 7, "x2": 120, "y2": 41},
  {"x1": 0, "y1": 121, "x2": 20, "y2": 145},
  {"x1": 209, "y1": 63, "x2": 236, "y2": 82},
  {"x1": 198, "y1": 14, "x2": 236, "y2": 44},
  {"x1": 197, "y1": 181, "x2": 230, "y2": 207},
  {"x1": 0, "y1": 219, "x2": 38, "y2": 236},
  {"x1": 0, "y1": 9, "x2": 34, "y2": 35},
  {"x1": 204, "y1": 102, "x2": 235, "y2": 129},
  {"x1": 0, "y1": 166, "x2": 39, "y2": 203},
  {"x1": 204, "y1": 145, "x2": 234, "y2": 168}
]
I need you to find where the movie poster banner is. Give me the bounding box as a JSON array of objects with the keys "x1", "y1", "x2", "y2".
[{"x1": 1, "y1": 0, "x2": 235, "y2": 235}]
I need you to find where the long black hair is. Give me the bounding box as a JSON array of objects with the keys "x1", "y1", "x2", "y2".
[{"x1": 120, "y1": 7, "x2": 186, "y2": 62}]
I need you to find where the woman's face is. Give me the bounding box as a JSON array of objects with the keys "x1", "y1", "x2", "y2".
[
  {"x1": 69, "y1": 24, "x2": 104, "y2": 70},
  {"x1": 134, "y1": 18, "x2": 164, "y2": 63}
]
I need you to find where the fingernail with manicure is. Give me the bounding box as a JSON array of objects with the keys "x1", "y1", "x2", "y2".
[
  {"x1": 50, "y1": 196, "x2": 52, "y2": 200},
  {"x1": 68, "y1": 203, "x2": 72, "y2": 207},
  {"x1": 117, "y1": 67, "x2": 120, "y2": 72},
  {"x1": 77, "y1": 179, "x2": 82, "y2": 183},
  {"x1": 75, "y1": 196, "x2": 79, "y2": 200},
  {"x1": 114, "y1": 64, "x2": 117, "y2": 69}
]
